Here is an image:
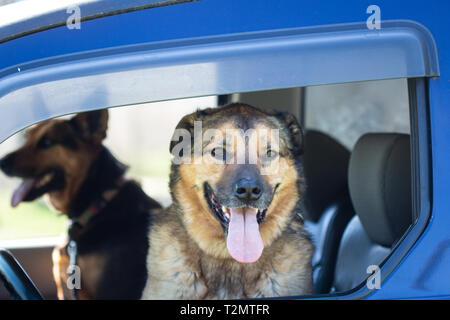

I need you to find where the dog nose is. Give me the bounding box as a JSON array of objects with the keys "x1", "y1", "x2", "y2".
[
  {"x1": 0, "y1": 154, "x2": 14, "y2": 173},
  {"x1": 234, "y1": 179, "x2": 263, "y2": 201}
]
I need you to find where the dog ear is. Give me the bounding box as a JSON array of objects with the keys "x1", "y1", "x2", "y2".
[
  {"x1": 275, "y1": 112, "x2": 304, "y2": 156},
  {"x1": 70, "y1": 109, "x2": 109, "y2": 144}
]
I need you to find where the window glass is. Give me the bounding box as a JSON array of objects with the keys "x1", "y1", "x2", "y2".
[{"x1": 304, "y1": 78, "x2": 410, "y2": 149}]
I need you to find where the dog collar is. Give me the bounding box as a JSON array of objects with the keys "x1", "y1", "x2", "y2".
[
  {"x1": 68, "y1": 178, "x2": 127, "y2": 236},
  {"x1": 71, "y1": 178, "x2": 126, "y2": 225},
  {"x1": 72, "y1": 203, "x2": 101, "y2": 227}
]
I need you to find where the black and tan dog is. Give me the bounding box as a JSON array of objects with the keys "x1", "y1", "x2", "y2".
[
  {"x1": 141, "y1": 103, "x2": 313, "y2": 299},
  {"x1": 0, "y1": 109, "x2": 161, "y2": 300}
]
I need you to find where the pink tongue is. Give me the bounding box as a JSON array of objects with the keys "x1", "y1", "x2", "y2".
[
  {"x1": 226, "y1": 207, "x2": 264, "y2": 263},
  {"x1": 11, "y1": 179, "x2": 35, "y2": 208}
]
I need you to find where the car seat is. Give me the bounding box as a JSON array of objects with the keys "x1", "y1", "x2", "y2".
[
  {"x1": 302, "y1": 130, "x2": 355, "y2": 294},
  {"x1": 332, "y1": 133, "x2": 412, "y2": 292}
]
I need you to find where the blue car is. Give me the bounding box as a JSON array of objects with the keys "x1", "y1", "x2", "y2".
[{"x1": 0, "y1": 0, "x2": 448, "y2": 300}]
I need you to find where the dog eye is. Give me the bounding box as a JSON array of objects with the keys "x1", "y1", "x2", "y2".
[
  {"x1": 263, "y1": 149, "x2": 279, "y2": 161},
  {"x1": 37, "y1": 137, "x2": 54, "y2": 149},
  {"x1": 211, "y1": 147, "x2": 227, "y2": 161}
]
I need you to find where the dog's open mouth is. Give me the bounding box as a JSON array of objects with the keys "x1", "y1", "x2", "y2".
[
  {"x1": 205, "y1": 183, "x2": 268, "y2": 264},
  {"x1": 11, "y1": 169, "x2": 64, "y2": 207}
]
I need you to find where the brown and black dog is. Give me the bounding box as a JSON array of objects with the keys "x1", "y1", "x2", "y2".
[
  {"x1": 0, "y1": 109, "x2": 161, "y2": 300},
  {"x1": 141, "y1": 103, "x2": 313, "y2": 299}
]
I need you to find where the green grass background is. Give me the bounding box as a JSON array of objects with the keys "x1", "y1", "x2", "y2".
[{"x1": 0, "y1": 190, "x2": 66, "y2": 239}]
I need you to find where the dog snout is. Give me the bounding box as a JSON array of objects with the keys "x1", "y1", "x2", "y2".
[{"x1": 234, "y1": 178, "x2": 263, "y2": 201}]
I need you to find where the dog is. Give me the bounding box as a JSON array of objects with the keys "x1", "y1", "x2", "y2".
[
  {"x1": 141, "y1": 103, "x2": 313, "y2": 299},
  {"x1": 0, "y1": 109, "x2": 162, "y2": 299}
]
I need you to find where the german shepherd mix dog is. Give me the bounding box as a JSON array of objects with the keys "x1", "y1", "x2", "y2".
[
  {"x1": 0, "y1": 109, "x2": 161, "y2": 300},
  {"x1": 141, "y1": 103, "x2": 313, "y2": 299}
]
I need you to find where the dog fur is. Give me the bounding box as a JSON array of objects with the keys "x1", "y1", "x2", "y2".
[
  {"x1": 0, "y1": 110, "x2": 161, "y2": 299},
  {"x1": 141, "y1": 103, "x2": 313, "y2": 299}
]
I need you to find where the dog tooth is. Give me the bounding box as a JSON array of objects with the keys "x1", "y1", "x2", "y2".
[
  {"x1": 42, "y1": 174, "x2": 51, "y2": 183},
  {"x1": 37, "y1": 173, "x2": 53, "y2": 187}
]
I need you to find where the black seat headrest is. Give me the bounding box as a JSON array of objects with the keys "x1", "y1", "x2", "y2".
[
  {"x1": 303, "y1": 130, "x2": 350, "y2": 222},
  {"x1": 348, "y1": 133, "x2": 412, "y2": 247}
]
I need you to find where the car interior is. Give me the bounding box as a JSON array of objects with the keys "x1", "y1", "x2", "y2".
[{"x1": 0, "y1": 81, "x2": 414, "y2": 299}]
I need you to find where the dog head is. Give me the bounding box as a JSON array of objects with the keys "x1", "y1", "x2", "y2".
[
  {"x1": 169, "y1": 103, "x2": 304, "y2": 263},
  {"x1": 0, "y1": 110, "x2": 109, "y2": 214}
]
